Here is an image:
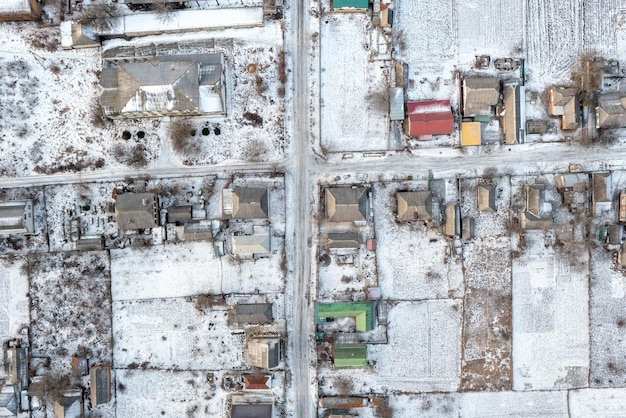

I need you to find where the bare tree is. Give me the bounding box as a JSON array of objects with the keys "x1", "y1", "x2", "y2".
[{"x1": 78, "y1": 1, "x2": 121, "y2": 32}]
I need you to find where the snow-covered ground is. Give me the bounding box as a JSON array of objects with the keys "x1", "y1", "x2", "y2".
[{"x1": 0, "y1": 257, "x2": 29, "y2": 353}]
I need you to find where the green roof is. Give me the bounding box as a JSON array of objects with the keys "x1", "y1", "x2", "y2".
[
  {"x1": 333, "y1": 342, "x2": 367, "y2": 369},
  {"x1": 333, "y1": 0, "x2": 369, "y2": 9},
  {"x1": 315, "y1": 301, "x2": 375, "y2": 332}
]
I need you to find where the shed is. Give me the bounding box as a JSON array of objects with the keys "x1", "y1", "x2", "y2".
[
  {"x1": 592, "y1": 172, "x2": 612, "y2": 214},
  {"x1": 231, "y1": 226, "x2": 271, "y2": 256},
  {"x1": 332, "y1": 0, "x2": 369, "y2": 10},
  {"x1": 246, "y1": 337, "x2": 281, "y2": 369},
  {"x1": 0, "y1": 0, "x2": 39, "y2": 21},
  {"x1": 503, "y1": 84, "x2": 525, "y2": 144},
  {"x1": 607, "y1": 225, "x2": 623, "y2": 246},
  {"x1": 231, "y1": 404, "x2": 272, "y2": 418},
  {"x1": 332, "y1": 334, "x2": 367, "y2": 369},
  {"x1": 315, "y1": 301, "x2": 376, "y2": 332},
  {"x1": 232, "y1": 303, "x2": 274, "y2": 325},
  {"x1": 99, "y1": 53, "x2": 225, "y2": 119},
  {"x1": 167, "y1": 205, "x2": 192, "y2": 224},
  {"x1": 5, "y1": 346, "x2": 28, "y2": 390},
  {"x1": 325, "y1": 188, "x2": 367, "y2": 223},
  {"x1": 222, "y1": 188, "x2": 269, "y2": 219},
  {"x1": 54, "y1": 391, "x2": 83, "y2": 418},
  {"x1": 462, "y1": 77, "x2": 500, "y2": 117},
  {"x1": 443, "y1": 204, "x2": 459, "y2": 237},
  {"x1": 389, "y1": 87, "x2": 404, "y2": 121},
  {"x1": 89, "y1": 366, "x2": 111, "y2": 405},
  {"x1": 327, "y1": 232, "x2": 360, "y2": 249},
  {"x1": 477, "y1": 184, "x2": 496, "y2": 212},
  {"x1": 0, "y1": 200, "x2": 34, "y2": 234},
  {"x1": 115, "y1": 193, "x2": 157, "y2": 230},
  {"x1": 60, "y1": 21, "x2": 99, "y2": 50},
  {"x1": 406, "y1": 100, "x2": 454, "y2": 137},
  {"x1": 596, "y1": 94, "x2": 626, "y2": 129},
  {"x1": 549, "y1": 87, "x2": 578, "y2": 130},
  {"x1": 243, "y1": 374, "x2": 271, "y2": 390},
  {"x1": 460, "y1": 122, "x2": 481, "y2": 146},
  {"x1": 71, "y1": 357, "x2": 89, "y2": 378},
  {"x1": 396, "y1": 191, "x2": 433, "y2": 222},
  {"x1": 462, "y1": 217, "x2": 475, "y2": 240}
]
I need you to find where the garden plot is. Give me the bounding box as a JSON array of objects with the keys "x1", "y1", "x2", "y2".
[
  {"x1": 512, "y1": 235, "x2": 590, "y2": 390},
  {"x1": 29, "y1": 252, "x2": 112, "y2": 376},
  {"x1": 373, "y1": 184, "x2": 463, "y2": 300},
  {"x1": 569, "y1": 388, "x2": 626, "y2": 417},
  {"x1": 111, "y1": 241, "x2": 284, "y2": 301},
  {"x1": 112, "y1": 297, "x2": 246, "y2": 370},
  {"x1": 318, "y1": 300, "x2": 462, "y2": 395},
  {"x1": 0, "y1": 257, "x2": 29, "y2": 350},
  {"x1": 320, "y1": 12, "x2": 389, "y2": 152},
  {"x1": 317, "y1": 250, "x2": 378, "y2": 302},
  {"x1": 589, "y1": 246, "x2": 626, "y2": 387},
  {"x1": 115, "y1": 369, "x2": 221, "y2": 417}
]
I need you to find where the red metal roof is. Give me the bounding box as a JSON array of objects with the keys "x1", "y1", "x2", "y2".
[{"x1": 407, "y1": 100, "x2": 453, "y2": 137}]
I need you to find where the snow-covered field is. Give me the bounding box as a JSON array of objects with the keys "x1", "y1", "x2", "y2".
[{"x1": 0, "y1": 257, "x2": 29, "y2": 349}]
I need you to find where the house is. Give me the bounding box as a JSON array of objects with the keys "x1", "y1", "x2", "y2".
[
  {"x1": 0, "y1": 200, "x2": 34, "y2": 234},
  {"x1": 222, "y1": 188, "x2": 269, "y2": 219},
  {"x1": 231, "y1": 303, "x2": 274, "y2": 326},
  {"x1": 406, "y1": 100, "x2": 454, "y2": 138},
  {"x1": 592, "y1": 172, "x2": 612, "y2": 214},
  {"x1": 332, "y1": 0, "x2": 369, "y2": 11},
  {"x1": 389, "y1": 87, "x2": 404, "y2": 121},
  {"x1": 315, "y1": 301, "x2": 376, "y2": 332},
  {"x1": 462, "y1": 77, "x2": 500, "y2": 117},
  {"x1": 520, "y1": 185, "x2": 553, "y2": 230},
  {"x1": 89, "y1": 366, "x2": 111, "y2": 405},
  {"x1": 54, "y1": 390, "x2": 83, "y2": 418},
  {"x1": 325, "y1": 188, "x2": 367, "y2": 223},
  {"x1": 115, "y1": 193, "x2": 158, "y2": 230},
  {"x1": 5, "y1": 345, "x2": 28, "y2": 391},
  {"x1": 246, "y1": 337, "x2": 281, "y2": 369},
  {"x1": 462, "y1": 217, "x2": 475, "y2": 240},
  {"x1": 243, "y1": 374, "x2": 271, "y2": 390},
  {"x1": 396, "y1": 191, "x2": 433, "y2": 223},
  {"x1": 477, "y1": 184, "x2": 496, "y2": 212},
  {"x1": 0, "y1": 0, "x2": 39, "y2": 21},
  {"x1": 326, "y1": 232, "x2": 360, "y2": 250},
  {"x1": 607, "y1": 225, "x2": 623, "y2": 246},
  {"x1": 166, "y1": 205, "x2": 192, "y2": 224},
  {"x1": 596, "y1": 94, "x2": 626, "y2": 129},
  {"x1": 460, "y1": 122, "x2": 481, "y2": 146},
  {"x1": 231, "y1": 404, "x2": 272, "y2": 418},
  {"x1": 549, "y1": 87, "x2": 578, "y2": 130},
  {"x1": 503, "y1": 83, "x2": 525, "y2": 144},
  {"x1": 99, "y1": 53, "x2": 225, "y2": 119},
  {"x1": 332, "y1": 334, "x2": 367, "y2": 369},
  {"x1": 60, "y1": 21, "x2": 99, "y2": 50},
  {"x1": 231, "y1": 226, "x2": 271, "y2": 256}
]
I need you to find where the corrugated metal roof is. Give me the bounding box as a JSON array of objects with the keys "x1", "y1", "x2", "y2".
[
  {"x1": 389, "y1": 87, "x2": 404, "y2": 121},
  {"x1": 234, "y1": 303, "x2": 274, "y2": 325},
  {"x1": 230, "y1": 188, "x2": 269, "y2": 219},
  {"x1": 333, "y1": 0, "x2": 369, "y2": 9},
  {"x1": 315, "y1": 301, "x2": 375, "y2": 332},
  {"x1": 406, "y1": 100, "x2": 453, "y2": 136},
  {"x1": 231, "y1": 404, "x2": 272, "y2": 418}
]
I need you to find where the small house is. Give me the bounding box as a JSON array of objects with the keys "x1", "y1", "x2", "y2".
[
  {"x1": 115, "y1": 193, "x2": 158, "y2": 230},
  {"x1": 315, "y1": 301, "x2": 376, "y2": 332},
  {"x1": 231, "y1": 226, "x2": 271, "y2": 256},
  {"x1": 222, "y1": 188, "x2": 269, "y2": 219},
  {"x1": 325, "y1": 188, "x2": 367, "y2": 223},
  {"x1": 549, "y1": 87, "x2": 578, "y2": 130},
  {"x1": 243, "y1": 374, "x2": 271, "y2": 390},
  {"x1": 396, "y1": 191, "x2": 433, "y2": 223},
  {"x1": 477, "y1": 184, "x2": 496, "y2": 212},
  {"x1": 460, "y1": 122, "x2": 481, "y2": 146},
  {"x1": 326, "y1": 232, "x2": 360, "y2": 250},
  {"x1": 592, "y1": 172, "x2": 612, "y2": 214},
  {"x1": 520, "y1": 185, "x2": 553, "y2": 230},
  {"x1": 231, "y1": 303, "x2": 274, "y2": 326},
  {"x1": 54, "y1": 390, "x2": 83, "y2": 418},
  {"x1": 89, "y1": 366, "x2": 111, "y2": 405},
  {"x1": 246, "y1": 337, "x2": 281, "y2": 369},
  {"x1": 406, "y1": 100, "x2": 454, "y2": 138},
  {"x1": 332, "y1": 0, "x2": 369, "y2": 11},
  {"x1": 462, "y1": 77, "x2": 500, "y2": 117},
  {"x1": 596, "y1": 94, "x2": 626, "y2": 129},
  {"x1": 231, "y1": 404, "x2": 272, "y2": 418}
]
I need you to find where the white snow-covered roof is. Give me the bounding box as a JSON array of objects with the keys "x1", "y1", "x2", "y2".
[{"x1": 0, "y1": 0, "x2": 31, "y2": 14}]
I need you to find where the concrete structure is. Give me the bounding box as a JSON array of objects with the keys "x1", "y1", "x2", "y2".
[
  {"x1": 462, "y1": 77, "x2": 500, "y2": 117},
  {"x1": 460, "y1": 121, "x2": 481, "y2": 146},
  {"x1": 89, "y1": 366, "x2": 111, "y2": 405},
  {"x1": 596, "y1": 94, "x2": 626, "y2": 129},
  {"x1": 325, "y1": 188, "x2": 367, "y2": 223},
  {"x1": 549, "y1": 87, "x2": 578, "y2": 130},
  {"x1": 477, "y1": 184, "x2": 496, "y2": 212},
  {"x1": 520, "y1": 185, "x2": 553, "y2": 230},
  {"x1": 0, "y1": 200, "x2": 34, "y2": 234},
  {"x1": 115, "y1": 193, "x2": 158, "y2": 230},
  {"x1": 315, "y1": 301, "x2": 376, "y2": 332},
  {"x1": 232, "y1": 303, "x2": 274, "y2": 326},
  {"x1": 222, "y1": 188, "x2": 269, "y2": 219},
  {"x1": 0, "y1": 0, "x2": 39, "y2": 21},
  {"x1": 396, "y1": 191, "x2": 433, "y2": 223},
  {"x1": 99, "y1": 53, "x2": 225, "y2": 119},
  {"x1": 247, "y1": 337, "x2": 281, "y2": 369},
  {"x1": 231, "y1": 226, "x2": 271, "y2": 256},
  {"x1": 406, "y1": 100, "x2": 454, "y2": 137}
]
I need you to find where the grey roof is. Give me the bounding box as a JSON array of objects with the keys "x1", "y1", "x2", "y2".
[
  {"x1": 608, "y1": 225, "x2": 623, "y2": 246},
  {"x1": 597, "y1": 94, "x2": 626, "y2": 129},
  {"x1": 390, "y1": 87, "x2": 405, "y2": 121},
  {"x1": 167, "y1": 205, "x2": 192, "y2": 224},
  {"x1": 477, "y1": 184, "x2": 496, "y2": 212},
  {"x1": 463, "y1": 77, "x2": 500, "y2": 117},
  {"x1": 115, "y1": 193, "x2": 157, "y2": 230},
  {"x1": 56, "y1": 396, "x2": 82, "y2": 418},
  {"x1": 231, "y1": 404, "x2": 272, "y2": 418},
  {"x1": 327, "y1": 232, "x2": 360, "y2": 249},
  {"x1": 0, "y1": 391, "x2": 17, "y2": 416},
  {"x1": 592, "y1": 172, "x2": 611, "y2": 203},
  {"x1": 396, "y1": 191, "x2": 432, "y2": 222},
  {"x1": 231, "y1": 226, "x2": 271, "y2": 256},
  {"x1": 234, "y1": 303, "x2": 274, "y2": 325},
  {"x1": 231, "y1": 188, "x2": 269, "y2": 219},
  {"x1": 90, "y1": 367, "x2": 110, "y2": 405},
  {"x1": 0, "y1": 200, "x2": 33, "y2": 233},
  {"x1": 325, "y1": 188, "x2": 367, "y2": 222},
  {"x1": 99, "y1": 53, "x2": 224, "y2": 118}
]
